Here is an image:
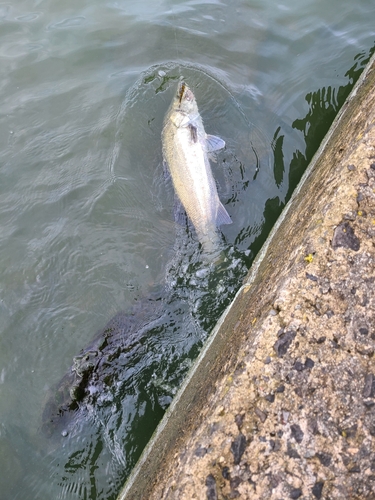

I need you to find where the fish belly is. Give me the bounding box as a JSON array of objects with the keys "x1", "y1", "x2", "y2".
[{"x1": 168, "y1": 128, "x2": 221, "y2": 250}]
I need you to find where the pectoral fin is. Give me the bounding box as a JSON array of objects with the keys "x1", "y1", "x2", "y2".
[
  {"x1": 206, "y1": 134, "x2": 225, "y2": 152},
  {"x1": 188, "y1": 123, "x2": 198, "y2": 143}
]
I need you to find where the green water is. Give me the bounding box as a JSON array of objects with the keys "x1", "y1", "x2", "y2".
[{"x1": 0, "y1": 0, "x2": 374, "y2": 498}]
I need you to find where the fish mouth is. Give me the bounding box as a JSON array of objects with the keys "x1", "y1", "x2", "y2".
[
  {"x1": 178, "y1": 81, "x2": 186, "y2": 103},
  {"x1": 178, "y1": 81, "x2": 194, "y2": 105}
]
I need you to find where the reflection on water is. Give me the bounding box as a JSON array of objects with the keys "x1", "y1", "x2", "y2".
[
  {"x1": 0, "y1": 0, "x2": 374, "y2": 498},
  {"x1": 292, "y1": 47, "x2": 375, "y2": 172},
  {"x1": 247, "y1": 45, "x2": 375, "y2": 267}
]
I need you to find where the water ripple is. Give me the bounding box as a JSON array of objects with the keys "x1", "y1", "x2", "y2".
[{"x1": 47, "y1": 16, "x2": 87, "y2": 30}]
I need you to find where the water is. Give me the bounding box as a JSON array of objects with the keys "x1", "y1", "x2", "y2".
[{"x1": 0, "y1": 0, "x2": 374, "y2": 498}]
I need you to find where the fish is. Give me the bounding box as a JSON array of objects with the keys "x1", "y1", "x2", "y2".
[{"x1": 162, "y1": 81, "x2": 232, "y2": 255}]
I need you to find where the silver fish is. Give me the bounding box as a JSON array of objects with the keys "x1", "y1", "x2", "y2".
[{"x1": 162, "y1": 81, "x2": 232, "y2": 255}]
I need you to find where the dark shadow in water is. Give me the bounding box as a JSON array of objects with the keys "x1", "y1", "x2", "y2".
[{"x1": 272, "y1": 126, "x2": 285, "y2": 188}]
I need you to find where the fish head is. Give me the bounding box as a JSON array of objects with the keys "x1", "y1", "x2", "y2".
[{"x1": 176, "y1": 81, "x2": 198, "y2": 115}]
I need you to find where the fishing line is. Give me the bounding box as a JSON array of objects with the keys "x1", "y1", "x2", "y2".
[{"x1": 170, "y1": 5, "x2": 182, "y2": 79}]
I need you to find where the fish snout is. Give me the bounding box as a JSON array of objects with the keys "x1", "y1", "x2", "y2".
[{"x1": 178, "y1": 81, "x2": 186, "y2": 102}]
